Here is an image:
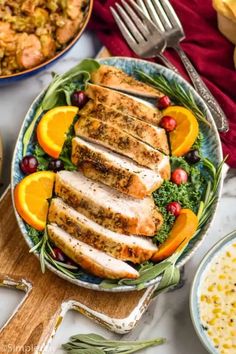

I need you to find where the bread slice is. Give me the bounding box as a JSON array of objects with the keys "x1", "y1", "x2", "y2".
[
  {"x1": 74, "y1": 116, "x2": 170, "y2": 178},
  {"x1": 85, "y1": 84, "x2": 162, "y2": 126},
  {"x1": 55, "y1": 170, "x2": 163, "y2": 236},
  {"x1": 47, "y1": 224, "x2": 139, "y2": 279},
  {"x1": 80, "y1": 101, "x2": 169, "y2": 154},
  {"x1": 90, "y1": 64, "x2": 163, "y2": 98},
  {"x1": 48, "y1": 198, "x2": 158, "y2": 263},
  {"x1": 71, "y1": 137, "x2": 163, "y2": 198}
]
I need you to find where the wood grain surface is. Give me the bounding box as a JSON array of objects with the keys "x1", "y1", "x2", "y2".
[{"x1": 0, "y1": 188, "x2": 155, "y2": 353}]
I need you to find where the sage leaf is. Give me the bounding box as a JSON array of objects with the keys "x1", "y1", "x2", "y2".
[
  {"x1": 62, "y1": 333, "x2": 165, "y2": 354},
  {"x1": 23, "y1": 59, "x2": 100, "y2": 155}
]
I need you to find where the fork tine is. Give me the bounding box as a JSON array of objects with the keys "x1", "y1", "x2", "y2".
[
  {"x1": 136, "y1": 0, "x2": 150, "y2": 19},
  {"x1": 110, "y1": 6, "x2": 137, "y2": 48},
  {"x1": 159, "y1": 0, "x2": 183, "y2": 31},
  {"x1": 121, "y1": 0, "x2": 150, "y2": 38},
  {"x1": 152, "y1": 0, "x2": 172, "y2": 30},
  {"x1": 140, "y1": 0, "x2": 165, "y2": 32},
  {"x1": 115, "y1": 2, "x2": 144, "y2": 43},
  {"x1": 129, "y1": 0, "x2": 159, "y2": 34}
]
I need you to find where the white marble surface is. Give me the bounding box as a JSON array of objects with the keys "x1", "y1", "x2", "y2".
[{"x1": 0, "y1": 31, "x2": 236, "y2": 354}]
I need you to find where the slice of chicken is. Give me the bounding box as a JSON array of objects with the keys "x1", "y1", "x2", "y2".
[
  {"x1": 85, "y1": 84, "x2": 162, "y2": 126},
  {"x1": 71, "y1": 137, "x2": 163, "y2": 198},
  {"x1": 49, "y1": 198, "x2": 158, "y2": 263},
  {"x1": 91, "y1": 64, "x2": 163, "y2": 98},
  {"x1": 47, "y1": 224, "x2": 139, "y2": 279},
  {"x1": 55, "y1": 170, "x2": 163, "y2": 236},
  {"x1": 80, "y1": 101, "x2": 169, "y2": 154},
  {"x1": 74, "y1": 116, "x2": 170, "y2": 178}
]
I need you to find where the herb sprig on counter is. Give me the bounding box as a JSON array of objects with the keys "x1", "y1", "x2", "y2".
[
  {"x1": 135, "y1": 70, "x2": 210, "y2": 126},
  {"x1": 62, "y1": 333, "x2": 165, "y2": 353}
]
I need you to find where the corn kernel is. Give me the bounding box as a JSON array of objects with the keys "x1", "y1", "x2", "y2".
[
  {"x1": 208, "y1": 284, "x2": 215, "y2": 292},
  {"x1": 219, "y1": 274, "x2": 226, "y2": 279},
  {"x1": 223, "y1": 343, "x2": 231, "y2": 349}
]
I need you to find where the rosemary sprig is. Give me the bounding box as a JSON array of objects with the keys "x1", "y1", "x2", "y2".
[
  {"x1": 62, "y1": 333, "x2": 165, "y2": 353},
  {"x1": 29, "y1": 229, "x2": 82, "y2": 279},
  {"x1": 135, "y1": 70, "x2": 210, "y2": 126}
]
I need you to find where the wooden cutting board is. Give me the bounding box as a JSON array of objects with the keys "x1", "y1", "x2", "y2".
[{"x1": 0, "y1": 187, "x2": 156, "y2": 352}]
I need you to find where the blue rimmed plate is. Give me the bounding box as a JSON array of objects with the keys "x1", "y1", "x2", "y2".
[
  {"x1": 11, "y1": 57, "x2": 223, "y2": 292},
  {"x1": 190, "y1": 230, "x2": 236, "y2": 354}
]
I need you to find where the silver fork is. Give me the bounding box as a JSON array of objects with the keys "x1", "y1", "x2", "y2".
[
  {"x1": 110, "y1": 0, "x2": 179, "y2": 72},
  {"x1": 135, "y1": 0, "x2": 229, "y2": 132}
]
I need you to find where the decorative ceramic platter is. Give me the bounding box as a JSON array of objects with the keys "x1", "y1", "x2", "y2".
[
  {"x1": 190, "y1": 230, "x2": 236, "y2": 354},
  {"x1": 11, "y1": 57, "x2": 223, "y2": 292}
]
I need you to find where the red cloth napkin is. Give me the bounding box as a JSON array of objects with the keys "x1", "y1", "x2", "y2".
[{"x1": 89, "y1": 0, "x2": 236, "y2": 167}]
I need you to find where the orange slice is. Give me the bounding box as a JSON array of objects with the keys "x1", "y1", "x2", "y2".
[
  {"x1": 14, "y1": 171, "x2": 55, "y2": 231},
  {"x1": 37, "y1": 106, "x2": 78, "y2": 158},
  {"x1": 162, "y1": 106, "x2": 199, "y2": 157},
  {"x1": 152, "y1": 208, "x2": 198, "y2": 262}
]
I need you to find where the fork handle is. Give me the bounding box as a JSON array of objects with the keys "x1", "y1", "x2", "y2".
[
  {"x1": 174, "y1": 45, "x2": 229, "y2": 132},
  {"x1": 156, "y1": 53, "x2": 179, "y2": 74}
]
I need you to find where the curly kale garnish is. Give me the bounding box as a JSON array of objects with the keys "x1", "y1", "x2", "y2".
[{"x1": 153, "y1": 157, "x2": 205, "y2": 244}]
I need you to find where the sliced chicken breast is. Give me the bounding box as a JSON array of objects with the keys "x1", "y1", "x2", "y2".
[
  {"x1": 80, "y1": 101, "x2": 169, "y2": 154},
  {"x1": 74, "y1": 116, "x2": 170, "y2": 178},
  {"x1": 49, "y1": 198, "x2": 158, "y2": 263},
  {"x1": 85, "y1": 84, "x2": 162, "y2": 126},
  {"x1": 90, "y1": 64, "x2": 163, "y2": 98},
  {"x1": 47, "y1": 224, "x2": 139, "y2": 279},
  {"x1": 55, "y1": 170, "x2": 163, "y2": 236},
  {"x1": 71, "y1": 137, "x2": 164, "y2": 198}
]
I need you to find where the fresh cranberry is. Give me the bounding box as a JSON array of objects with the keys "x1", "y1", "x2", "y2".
[
  {"x1": 160, "y1": 116, "x2": 177, "y2": 132},
  {"x1": 71, "y1": 91, "x2": 89, "y2": 109},
  {"x1": 48, "y1": 159, "x2": 64, "y2": 172},
  {"x1": 166, "y1": 201, "x2": 181, "y2": 216},
  {"x1": 52, "y1": 247, "x2": 67, "y2": 262},
  {"x1": 171, "y1": 168, "x2": 188, "y2": 185},
  {"x1": 158, "y1": 95, "x2": 171, "y2": 110},
  {"x1": 20, "y1": 155, "x2": 38, "y2": 174}
]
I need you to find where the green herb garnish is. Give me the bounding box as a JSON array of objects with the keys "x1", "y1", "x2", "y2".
[
  {"x1": 153, "y1": 157, "x2": 204, "y2": 243},
  {"x1": 135, "y1": 70, "x2": 210, "y2": 126},
  {"x1": 34, "y1": 144, "x2": 49, "y2": 171},
  {"x1": 62, "y1": 333, "x2": 165, "y2": 353},
  {"x1": 22, "y1": 59, "x2": 100, "y2": 155}
]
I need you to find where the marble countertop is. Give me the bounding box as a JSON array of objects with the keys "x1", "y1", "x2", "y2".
[{"x1": 0, "y1": 30, "x2": 236, "y2": 354}]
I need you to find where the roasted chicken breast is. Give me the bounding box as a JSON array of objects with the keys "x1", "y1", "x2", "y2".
[
  {"x1": 90, "y1": 64, "x2": 163, "y2": 98},
  {"x1": 74, "y1": 116, "x2": 170, "y2": 178},
  {"x1": 55, "y1": 170, "x2": 163, "y2": 236},
  {"x1": 49, "y1": 198, "x2": 158, "y2": 263},
  {"x1": 79, "y1": 101, "x2": 169, "y2": 154},
  {"x1": 71, "y1": 137, "x2": 163, "y2": 198},
  {"x1": 85, "y1": 84, "x2": 162, "y2": 126},
  {"x1": 47, "y1": 224, "x2": 139, "y2": 279}
]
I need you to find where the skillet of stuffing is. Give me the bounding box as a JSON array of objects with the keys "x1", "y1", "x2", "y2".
[{"x1": 0, "y1": 0, "x2": 89, "y2": 76}]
